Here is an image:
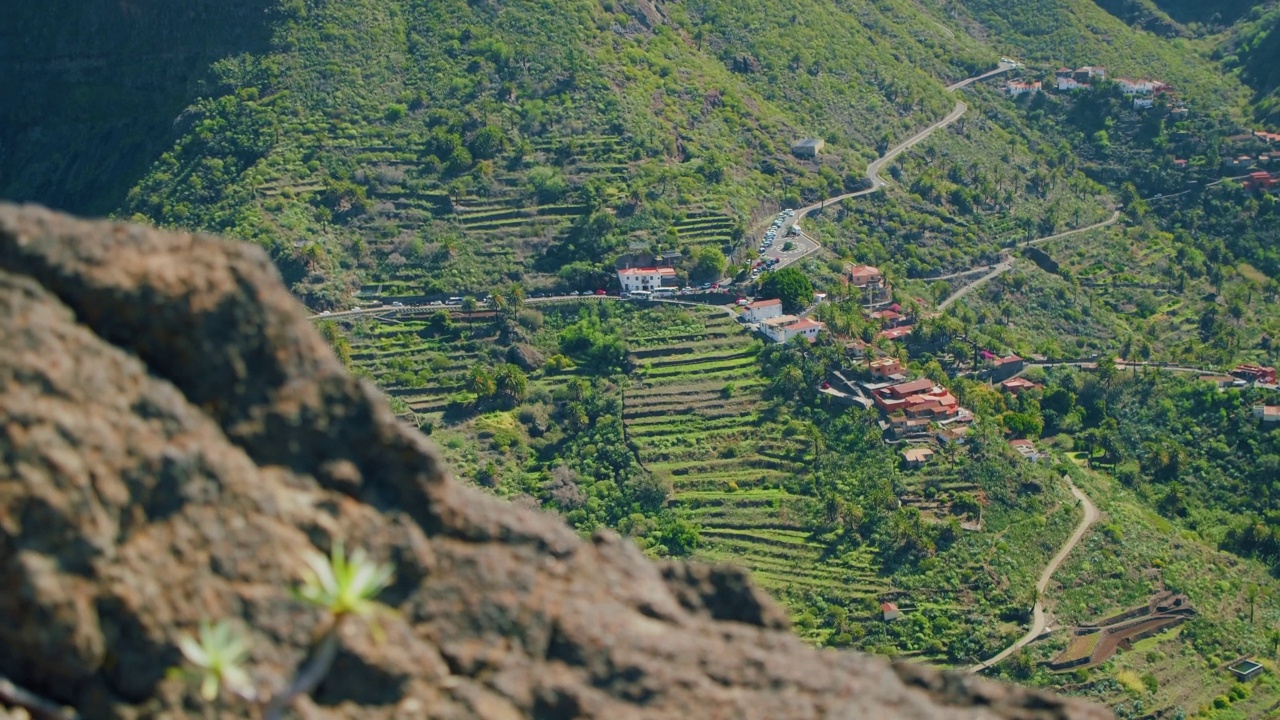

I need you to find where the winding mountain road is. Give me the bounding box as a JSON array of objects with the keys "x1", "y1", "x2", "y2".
[
  {"x1": 763, "y1": 63, "x2": 1015, "y2": 270},
  {"x1": 968, "y1": 477, "x2": 1099, "y2": 674}
]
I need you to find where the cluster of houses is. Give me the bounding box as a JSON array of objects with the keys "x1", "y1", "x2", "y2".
[
  {"x1": 740, "y1": 298, "x2": 827, "y2": 343},
  {"x1": 1005, "y1": 65, "x2": 1184, "y2": 113},
  {"x1": 1219, "y1": 132, "x2": 1280, "y2": 190}
]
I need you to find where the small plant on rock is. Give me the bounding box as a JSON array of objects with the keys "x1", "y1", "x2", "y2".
[
  {"x1": 175, "y1": 542, "x2": 394, "y2": 718},
  {"x1": 177, "y1": 620, "x2": 254, "y2": 702}
]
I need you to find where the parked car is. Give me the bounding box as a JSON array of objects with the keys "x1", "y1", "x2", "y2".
[{"x1": 595, "y1": 289, "x2": 606, "y2": 295}]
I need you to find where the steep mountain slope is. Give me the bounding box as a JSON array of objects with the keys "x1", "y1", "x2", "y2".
[
  {"x1": 104, "y1": 0, "x2": 1010, "y2": 307},
  {"x1": 0, "y1": 0, "x2": 276, "y2": 215}
]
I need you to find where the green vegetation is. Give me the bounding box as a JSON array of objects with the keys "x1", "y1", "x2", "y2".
[{"x1": 757, "y1": 267, "x2": 813, "y2": 313}]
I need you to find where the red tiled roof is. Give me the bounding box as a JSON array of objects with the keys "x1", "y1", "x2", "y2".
[
  {"x1": 747, "y1": 298, "x2": 782, "y2": 308},
  {"x1": 618, "y1": 267, "x2": 676, "y2": 276},
  {"x1": 888, "y1": 378, "x2": 934, "y2": 397},
  {"x1": 789, "y1": 318, "x2": 824, "y2": 332}
]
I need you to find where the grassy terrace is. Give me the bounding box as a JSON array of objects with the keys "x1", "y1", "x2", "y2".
[{"x1": 621, "y1": 307, "x2": 889, "y2": 635}]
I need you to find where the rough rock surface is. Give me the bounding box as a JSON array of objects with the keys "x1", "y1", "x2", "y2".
[{"x1": 0, "y1": 203, "x2": 1112, "y2": 720}]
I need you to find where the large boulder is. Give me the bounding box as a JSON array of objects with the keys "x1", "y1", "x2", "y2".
[{"x1": 0, "y1": 203, "x2": 1111, "y2": 719}]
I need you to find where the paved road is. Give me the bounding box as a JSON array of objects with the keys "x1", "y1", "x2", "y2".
[
  {"x1": 308, "y1": 294, "x2": 617, "y2": 320},
  {"x1": 969, "y1": 476, "x2": 1099, "y2": 674},
  {"x1": 758, "y1": 63, "x2": 1015, "y2": 272},
  {"x1": 936, "y1": 211, "x2": 1122, "y2": 310}
]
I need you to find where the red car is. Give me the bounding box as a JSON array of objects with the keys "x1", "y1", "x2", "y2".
[
  {"x1": 595, "y1": 289, "x2": 606, "y2": 295},
  {"x1": 820, "y1": 382, "x2": 831, "y2": 390}
]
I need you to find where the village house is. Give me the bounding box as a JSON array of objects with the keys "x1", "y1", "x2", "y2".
[
  {"x1": 741, "y1": 297, "x2": 784, "y2": 323},
  {"x1": 1256, "y1": 131, "x2": 1280, "y2": 144},
  {"x1": 1254, "y1": 406, "x2": 1280, "y2": 424},
  {"x1": 887, "y1": 415, "x2": 933, "y2": 440},
  {"x1": 937, "y1": 426, "x2": 969, "y2": 446},
  {"x1": 901, "y1": 446, "x2": 935, "y2": 469},
  {"x1": 1232, "y1": 364, "x2": 1278, "y2": 384},
  {"x1": 1133, "y1": 97, "x2": 1153, "y2": 110},
  {"x1": 1000, "y1": 377, "x2": 1042, "y2": 395},
  {"x1": 760, "y1": 315, "x2": 825, "y2": 344},
  {"x1": 1169, "y1": 107, "x2": 1189, "y2": 120},
  {"x1": 845, "y1": 264, "x2": 892, "y2": 307},
  {"x1": 870, "y1": 307, "x2": 912, "y2": 328},
  {"x1": 1056, "y1": 75, "x2": 1089, "y2": 91},
  {"x1": 1056, "y1": 65, "x2": 1104, "y2": 91},
  {"x1": 791, "y1": 138, "x2": 825, "y2": 158},
  {"x1": 844, "y1": 338, "x2": 869, "y2": 358},
  {"x1": 903, "y1": 388, "x2": 961, "y2": 420},
  {"x1": 879, "y1": 326, "x2": 912, "y2": 341},
  {"x1": 1225, "y1": 156, "x2": 1257, "y2": 170},
  {"x1": 1005, "y1": 80, "x2": 1042, "y2": 97},
  {"x1": 1244, "y1": 171, "x2": 1279, "y2": 191},
  {"x1": 987, "y1": 354, "x2": 1026, "y2": 381},
  {"x1": 1116, "y1": 78, "x2": 1169, "y2": 96},
  {"x1": 1173, "y1": 158, "x2": 1189, "y2": 169},
  {"x1": 1199, "y1": 374, "x2": 1241, "y2": 389},
  {"x1": 1010, "y1": 439, "x2": 1042, "y2": 463},
  {"x1": 868, "y1": 356, "x2": 905, "y2": 379},
  {"x1": 617, "y1": 267, "x2": 676, "y2": 294},
  {"x1": 881, "y1": 602, "x2": 901, "y2": 622}
]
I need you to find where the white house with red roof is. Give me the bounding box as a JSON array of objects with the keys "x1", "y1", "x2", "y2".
[
  {"x1": 617, "y1": 267, "x2": 676, "y2": 293},
  {"x1": 742, "y1": 297, "x2": 784, "y2": 323},
  {"x1": 760, "y1": 315, "x2": 825, "y2": 344}
]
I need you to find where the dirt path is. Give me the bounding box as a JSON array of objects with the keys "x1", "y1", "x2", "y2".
[
  {"x1": 936, "y1": 211, "x2": 1121, "y2": 310},
  {"x1": 968, "y1": 476, "x2": 1100, "y2": 674}
]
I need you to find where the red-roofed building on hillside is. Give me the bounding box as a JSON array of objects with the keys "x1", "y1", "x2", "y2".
[
  {"x1": 879, "y1": 326, "x2": 912, "y2": 341},
  {"x1": 760, "y1": 315, "x2": 825, "y2": 344},
  {"x1": 845, "y1": 264, "x2": 892, "y2": 307},
  {"x1": 986, "y1": 354, "x2": 1025, "y2": 381},
  {"x1": 1232, "y1": 364, "x2": 1278, "y2": 384},
  {"x1": 1000, "y1": 377, "x2": 1042, "y2": 395},
  {"x1": 868, "y1": 356, "x2": 904, "y2": 379},
  {"x1": 881, "y1": 602, "x2": 901, "y2": 621},
  {"x1": 1244, "y1": 172, "x2": 1278, "y2": 191},
  {"x1": 742, "y1": 297, "x2": 783, "y2": 323},
  {"x1": 1257, "y1": 131, "x2": 1280, "y2": 144},
  {"x1": 1255, "y1": 406, "x2": 1280, "y2": 424},
  {"x1": 617, "y1": 267, "x2": 676, "y2": 293}
]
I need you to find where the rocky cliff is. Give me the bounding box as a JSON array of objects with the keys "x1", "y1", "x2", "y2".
[{"x1": 0, "y1": 203, "x2": 1111, "y2": 719}]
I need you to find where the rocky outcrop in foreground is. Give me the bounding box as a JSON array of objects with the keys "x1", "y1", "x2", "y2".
[{"x1": 0, "y1": 203, "x2": 1111, "y2": 719}]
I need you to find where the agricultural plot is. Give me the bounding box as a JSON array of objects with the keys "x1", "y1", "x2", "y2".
[{"x1": 620, "y1": 307, "x2": 891, "y2": 634}]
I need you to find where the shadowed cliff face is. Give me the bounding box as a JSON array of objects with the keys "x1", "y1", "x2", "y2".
[
  {"x1": 0, "y1": 0, "x2": 275, "y2": 214},
  {"x1": 0, "y1": 203, "x2": 1111, "y2": 719}
]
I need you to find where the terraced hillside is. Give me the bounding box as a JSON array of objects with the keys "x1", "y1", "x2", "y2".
[{"x1": 621, "y1": 307, "x2": 892, "y2": 636}]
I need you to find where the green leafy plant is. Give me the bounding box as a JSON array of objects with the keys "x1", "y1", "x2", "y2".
[
  {"x1": 175, "y1": 543, "x2": 394, "y2": 717},
  {"x1": 297, "y1": 542, "x2": 395, "y2": 621},
  {"x1": 177, "y1": 620, "x2": 253, "y2": 702}
]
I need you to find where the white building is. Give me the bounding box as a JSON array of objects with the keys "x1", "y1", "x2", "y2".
[
  {"x1": 1057, "y1": 76, "x2": 1089, "y2": 91},
  {"x1": 1117, "y1": 79, "x2": 1151, "y2": 95},
  {"x1": 1133, "y1": 97, "x2": 1154, "y2": 110},
  {"x1": 742, "y1": 298, "x2": 784, "y2": 323},
  {"x1": 617, "y1": 267, "x2": 676, "y2": 294},
  {"x1": 1005, "y1": 80, "x2": 1042, "y2": 96},
  {"x1": 760, "y1": 316, "x2": 825, "y2": 344}
]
